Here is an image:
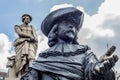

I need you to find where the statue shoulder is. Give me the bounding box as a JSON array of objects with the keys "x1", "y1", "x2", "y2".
[
  {"x1": 79, "y1": 45, "x2": 95, "y2": 57},
  {"x1": 20, "y1": 68, "x2": 40, "y2": 80},
  {"x1": 15, "y1": 25, "x2": 20, "y2": 27},
  {"x1": 78, "y1": 45, "x2": 91, "y2": 52},
  {"x1": 14, "y1": 25, "x2": 21, "y2": 30}
]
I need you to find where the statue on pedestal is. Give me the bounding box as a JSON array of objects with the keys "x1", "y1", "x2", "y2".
[
  {"x1": 6, "y1": 14, "x2": 38, "y2": 79},
  {"x1": 21, "y1": 7, "x2": 119, "y2": 80}
]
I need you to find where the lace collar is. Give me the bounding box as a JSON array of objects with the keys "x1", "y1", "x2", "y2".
[{"x1": 39, "y1": 43, "x2": 90, "y2": 58}]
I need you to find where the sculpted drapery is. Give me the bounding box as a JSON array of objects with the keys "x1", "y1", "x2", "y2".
[
  {"x1": 21, "y1": 44, "x2": 115, "y2": 80},
  {"x1": 13, "y1": 14, "x2": 38, "y2": 76}
]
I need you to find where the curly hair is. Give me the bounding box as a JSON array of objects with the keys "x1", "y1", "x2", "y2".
[
  {"x1": 48, "y1": 23, "x2": 79, "y2": 47},
  {"x1": 22, "y1": 14, "x2": 32, "y2": 22}
]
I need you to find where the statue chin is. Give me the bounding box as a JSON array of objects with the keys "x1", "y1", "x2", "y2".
[{"x1": 64, "y1": 32, "x2": 75, "y2": 42}]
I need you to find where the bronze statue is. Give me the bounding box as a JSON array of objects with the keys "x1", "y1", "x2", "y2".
[
  {"x1": 21, "y1": 7, "x2": 119, "y2": 80},
  {"x1": 13, "y1": 14, "x2": 38, "y2": 77}
]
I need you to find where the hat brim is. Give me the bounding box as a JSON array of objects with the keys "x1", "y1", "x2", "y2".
[
  {"x1": 22, "y1": 14, "x2": 32, "y2": 21},
  {"x1": 41, "y1": 7, "x2": 84, "y2": 36}
]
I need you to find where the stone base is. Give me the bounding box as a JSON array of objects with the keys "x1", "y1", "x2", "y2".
[
  {"x1": 5, "y1": 66, "x2": 21, "y2": 80},
  {"x1": 5, "y1": 77, "x2": 20, "y2": 80},
  {"x1": 5, "y1": 78, "x2": 20, "y2": 80}
]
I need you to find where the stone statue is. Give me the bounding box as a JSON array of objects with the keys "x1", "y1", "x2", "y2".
[
  {"x1": 12, "y1": 14, "x2": 38, "y2": 77},
  {"x1": 21, "y1": 7, "x2": 119, "y2": 80}
]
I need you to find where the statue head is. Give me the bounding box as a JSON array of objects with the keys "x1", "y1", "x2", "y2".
[
  {"x1": 41, "y1": 7, "x2": 84, "y2": 47},
  {"x1": 22, "y1": 14, "x2": 32, "y2": 24}
]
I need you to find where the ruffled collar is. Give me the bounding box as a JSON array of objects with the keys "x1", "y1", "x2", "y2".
[{"x1": 39, "y1": 43, "x2": 90, "y2": 58}]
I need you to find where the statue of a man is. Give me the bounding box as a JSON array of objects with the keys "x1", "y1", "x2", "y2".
[
  {"x1": 13, "y1": 14, "x2": 38, "y2": 77},
  {"x1": 21, "y1": 7, "x2": 119, "y2": 80}
]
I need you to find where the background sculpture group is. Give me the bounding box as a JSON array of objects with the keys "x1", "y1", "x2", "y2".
[{"x1": 6, "y1": 14, "x2": 38, "y2": 79}]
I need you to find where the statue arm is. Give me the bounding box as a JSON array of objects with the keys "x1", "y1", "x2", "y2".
[
  {"x1": 21, "y1": 68, "x2": 41, "y2": 80},
  {"x1": 15, "y1": 25, "x2": 33, "y2": 38},
  {"x1": 85, "y1": 52, "x2": 115, "y2": 80},
  {"x1": 31, "y1": 25, "x2": 38, "y2": 42}
]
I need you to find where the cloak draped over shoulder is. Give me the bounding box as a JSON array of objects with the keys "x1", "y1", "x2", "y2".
[{"x1": 21, "y1": 43, "x2": 115, "y2": 80}]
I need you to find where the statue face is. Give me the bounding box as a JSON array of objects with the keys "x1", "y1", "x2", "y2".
[
  {"x1": 57, "y1": 20, "x2": 77, "y2": 42},
  {"x1": 23, "y1": 16, "x2": 31, "y2": 24}
]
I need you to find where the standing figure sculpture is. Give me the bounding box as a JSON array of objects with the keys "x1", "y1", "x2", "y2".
[
  {"x1": 21, "y1": 7, "x2": 119, "y2": 80},
  {"x1": 13, "y1": 14, "x2": 38, "y2": 77}
]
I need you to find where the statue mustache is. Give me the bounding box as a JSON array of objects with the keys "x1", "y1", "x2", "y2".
[{"x1": 65, "y1": 29, "x2": 75, "y2": 35}]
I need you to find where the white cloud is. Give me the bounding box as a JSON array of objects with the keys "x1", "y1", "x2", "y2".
[
  {"x1": 50, "y1": 3, "x2": 73, "y2": 12},
  {"x1": 98, "y1": 0, "x2": 120, "y2": 15},
  {"x1": 78, "y1": 8, "x2": 115, "y2": 40},
  {"x1": 36, "y1": 34, "x2": 49, "y2": 57},
  {"x1": 0, "y1": 33, "x2": 11, "y2": 70}
]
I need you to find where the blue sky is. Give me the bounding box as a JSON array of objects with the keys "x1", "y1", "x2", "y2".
[
  {"x1": 0, "y1": 0, "x2": 104, "y2": 40},
  {"x1": 0, "y1": 0, "x2": 120, "y2": 74}
]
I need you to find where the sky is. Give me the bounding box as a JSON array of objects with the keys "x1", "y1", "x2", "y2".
[{"x1": 0, "y1": 0, "x2": 120, "y2": 74}]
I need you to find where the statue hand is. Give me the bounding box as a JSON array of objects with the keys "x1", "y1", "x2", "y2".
[{"x1": 95, "y1": 45, "x2": 119, "y2": 74}]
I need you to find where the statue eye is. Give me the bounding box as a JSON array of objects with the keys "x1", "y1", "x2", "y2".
[{"x1": 69, "y1": 25, "x2": 73, "y2": 28}]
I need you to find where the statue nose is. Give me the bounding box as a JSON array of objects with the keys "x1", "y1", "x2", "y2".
[
  {"x1": 69, "y1": 26, "x2": 75, "y2": 32},
  {"x1": 69, "y1": 25, "x2": 74, "y2": 28}
]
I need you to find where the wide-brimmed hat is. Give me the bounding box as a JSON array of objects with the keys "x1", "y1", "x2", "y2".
[
  {"x1": 22, "y1": 14, "x2": 32, "y2": 22},
  {"x1": 41, "y1": 7, "x2": 84, "y2": 36}
]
